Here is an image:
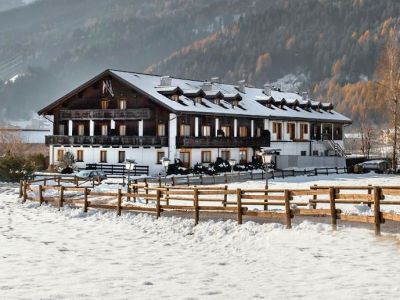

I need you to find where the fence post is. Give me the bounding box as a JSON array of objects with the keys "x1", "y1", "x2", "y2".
[
  {"x1": 44, "y1": 178, "x2": 47, "y2": 186},
  {"x1": 194, "y1": 188, "x2": 199, "y2": 225},
  {"x1": 213, "y1": 174, "x2": 216, "y2": 184},
  {"x1": 326, "y1": 168, "x2": 329, "y2": 175},
  {"x1": 22, "y1": 181, "x2": 27, "y2": 203},
  {"x1": 292, "y1": 170, "x2": 295, "y2": 177},
  {"x1": 225, "y1": 173, "x2": 228, "y2": 183},
  {"x1": 329, "y1": 187, "x2": 337, "y2": 231},
  {"x1": 314, "y1": 168, "x2": 318, "y2": 176},
  {"x1": 284, "y1": 190, "x2": 292, "y2": 229},
  {"x1": 272, "y1": 171, "x2": 275, "y2": 179},
  {"x1": 367, "y1": 184, "x2": 372, "y2": 208},
  {"x1": 187, "y1": 175, "x2": 190, "y2": 186},
  {"x1": 133, "y1": 179, "x2": 138, "y2": 202},
  {"x1": 223, "y1": 185, "x2": 228, "y2": 207},
  {"x1": 374, "y1": 187, "x2": 382, "y2": 236},
  {"x1": 117, "y1": 188, "x2": 122, "y2": 216},
  {"x1": 145, "y1": 180, "x2": 149, "y2": 204},
  {"x1": 250, "y1": 171, "x2": 254, "y2": 180},
  {"x1": 39, "y1": 185, "x2": 44, "y2": 206},
  {"x1": 335, "y1": 167, "x2": 339, "y2": 174},
  {"x1": 200, "y1": 175, "x2": 203, "y2": 185},
  {"x1": 261, "y1": 170, "x2": 264, "y2": 180},
  {"x1": 166, "y1": 187, "x2": 170, "y2": 205},
  {"x1": 282, "y1": 170, "x2": 285, "y2": 179},
  {"x1": 83, "y1": 188, "x2": 88, "y2": 213},
  {"x1": 264, "y1": 183, "x2": 269, "y2": 211},
  {"x1": 158, "y1": 175, "x2": 162, "y2": 187},
  {"x1": 156, "y1": 189, "x2": 161, "y2": 218},
  {"x1": 236, "y1": 188, "x2": 243, "y2": 225},
  {"x1": 59, "y1": 186, "x2": 64, "y2": 210},
  {"x1": 311, "y1": 185, "x2": 317, "y2": 209},
  {"x1": 172, "y1": 176, "x2": 176, "y2": 186}
]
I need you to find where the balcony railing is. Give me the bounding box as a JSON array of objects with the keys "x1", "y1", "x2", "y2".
[
  {"x1": 59, "y1": 109, "x2": 151, "y2": 120},
  {"x1": 46, "y1": 135, "x2": 168, "y2": 146},
  {"x1": 176, "y1": 136, "x2": 270, "y2": 148}
]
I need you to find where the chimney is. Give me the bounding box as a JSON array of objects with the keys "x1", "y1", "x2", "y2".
[
  {"x1": 238, "y1": 80, "x2": 246, "y2": 93},
  {"x1": 263, "y1": 83, "x2": 272, "y2": 96},
  {"x1": 301, "y1": 92, "x2": 309, "y2": 100},
  {"x1": 202, "y1": 81, "x2": 212, "y2": 91},
  {"x1": 211, "y1": 77, "x2": 220, "y2": 84},
  {"x1": 273, "y1": 84, "x2": 281, "y2": 92},
  {"x1": 160, "y1": 76, "x2": 172, "y2": 86}
]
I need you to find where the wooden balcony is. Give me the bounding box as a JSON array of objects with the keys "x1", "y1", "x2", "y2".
[
  {"x1": 59, "y1": 109, "x2": 151, "y2": 120},
  {"x1": 176, "y1": 136, "x2": 270, "y2": 148},
  {"x1": 46, "y1": 135, "x2": 168, "y2": 146}
]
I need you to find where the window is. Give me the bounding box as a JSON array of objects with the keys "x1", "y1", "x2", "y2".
[
  {"x1": 78, "y1": 124, "x2": 85, "y2": 136},
  {"x1": 100, "y1": 150, "x2": 107, "y2": 163},
  {"x1": 312, "y1": 150, "x2": 319, "y2": 156},
  {"x1": 180, "y1": 124, "x2": 191, "y2": 137},
  {"x1": 195, "y1": 97, "x2": 202, "y2": 104},
  {"x1": 221, "y1": 126, "x2": 230, "y2": 137},
  {"x1": 201, "y1": 151, "x2": 212, "y2": 163},
  {"x1": 158, "y1": 124, "x2": 166, "y2": 137},
  {"x1": 57, "y1": 149, "x2": 64, "y2": 162},
  {"x1": 118, "y1": 151, "x2": 126, "y2": 163},
  {"x1": 101, "y1": 124, "x2": 108, "y2": 136},
  {"x1": 101, "y1": 99, "x2": 109, "y2": 109},
  {"x1": 239, "y1": 150, "x2": 247, "y2": 164},
  {"x1": 221, "y1": 150, "x2": 230, "y2": 160},
  {"x1": 77, "y1": 150, "x2": 84, "y2": 162},
  {"x1": 180, "y1": 152, "x2": 191, "y2": 168},
  {"x1": 119, "y1": 125, "x2": 126, "y2": 136},
  {"x1": 287, "y1": 123, "x2": 296, "y2": 140},
  {"x1": 171, "y1": 94, "x2": 180, "y2": 101},
  {"x1": 272, "y1": 122, "x2": 282, "y2": 140},
  {"x1": 300, "y1": 124, "x2": 308, "y2": 139},
  {"x1": 119, "y1": 99, "x2": 127, "y2": 110},
  {"x1": 256, "y1": 127, "x2": 262, "y2": 137},
  {"x1": 201, "y1": 125, "x2": 211, "y2": 137},
  {"x1": 59, "y1": 124, "x2": 65, "y2": 135},
  {"x1": 239, "y1": 126, "x2": 248, "y2": 137},
  {"x1": 157, "y1": 151, "x2": 165, "y2": 164},
  {"x1": 301, "y1": 151, "x2": 307, "y2": 156}
]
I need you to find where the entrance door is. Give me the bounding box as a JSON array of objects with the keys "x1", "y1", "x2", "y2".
[{"x1": 180, "y1": 152, "x2": 191, "y2": 169}]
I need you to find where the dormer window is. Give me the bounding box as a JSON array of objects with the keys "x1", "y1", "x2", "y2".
[
  {"x1": 232, "y1": 100, "x2": 239, "y2": 107},
  {"x1": 195, "y1": 96, "x2": 202, "y2": 104},
  {"x1": 214, "y1": 98, "x2": 221, "y2": 105},
  {"x1": 171, "y1": 94, "x2": 179, "y2": 101}
]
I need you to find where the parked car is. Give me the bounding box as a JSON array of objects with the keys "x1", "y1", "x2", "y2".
[
  {"x1": 356, "y1": 160, "x2": 388, "y2": 173},
  {"x1": 75, "y1": 170, "x2": 108, "y2": 181}
]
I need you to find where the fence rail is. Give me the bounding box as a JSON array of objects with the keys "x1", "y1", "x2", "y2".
[{"x1": 20, "y1": 178, "x2": 400, "y2": 236}]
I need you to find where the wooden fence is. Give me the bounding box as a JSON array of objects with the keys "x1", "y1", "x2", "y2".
[{"x1": 20, "y1": 178, "x2": 400, "y2": 236}]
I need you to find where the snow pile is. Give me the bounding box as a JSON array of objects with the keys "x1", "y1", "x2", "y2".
[{"x1": 2, "y1": 180, "x2": 400, "y2": 298}]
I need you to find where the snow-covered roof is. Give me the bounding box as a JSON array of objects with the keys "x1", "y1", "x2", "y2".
[
  {"x1": 111, "y1": 70, "x2": 351, "y2": 123},
  {"x1": 38, "y1": 69, "x2": 351, "y2": 124}
]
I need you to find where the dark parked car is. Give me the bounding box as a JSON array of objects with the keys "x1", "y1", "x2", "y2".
[{"x1": 75, "y1": 170, "x2": 108, "y2": 181}]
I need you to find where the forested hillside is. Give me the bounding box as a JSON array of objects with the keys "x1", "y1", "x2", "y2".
[
  {"x1": 148, "y1": 0, "x2": 400, "y2": 126},
  {"x1": 0, "y1": 0, "x2": 399, "y2": 127}
]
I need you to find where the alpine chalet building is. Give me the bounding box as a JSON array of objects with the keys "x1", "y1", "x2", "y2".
[{"x1": 38, "y1": 69, "x2": 351, "y2": 175}]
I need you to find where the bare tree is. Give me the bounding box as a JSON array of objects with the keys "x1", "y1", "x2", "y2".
[
  {"x1": 0, "y1": 129, "x2": 24, "y2": 156},
  {"x1": 376, "y1": 27, "x2": 400, "y2": 170}
]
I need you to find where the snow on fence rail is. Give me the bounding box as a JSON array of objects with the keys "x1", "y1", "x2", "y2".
[{"x1": 19, "y1": 177, "x2": 400, "y2": 236}]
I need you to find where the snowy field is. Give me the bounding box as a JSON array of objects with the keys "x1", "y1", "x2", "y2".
[{"x1": 2, "y1": 174, "x2": 400, "y2": 299}]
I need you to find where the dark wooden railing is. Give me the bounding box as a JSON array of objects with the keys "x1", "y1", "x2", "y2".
[
  {"x1": 86, "y1": 164, "x2": 149, "y2": 176},
  {"x1": 59, "y1": 108, "x2": 151, "y2": 120},
  {"x1": 176, "y1": 136, "x2": 270, "y2": 148},
  {"x1": 46, "y1": 135, "x2": 168, "y2": 146}
]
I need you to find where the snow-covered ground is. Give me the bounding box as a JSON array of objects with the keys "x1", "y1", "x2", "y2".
[{"x1": 2, "y1": 174, "x2": 400, "y2": 299}]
